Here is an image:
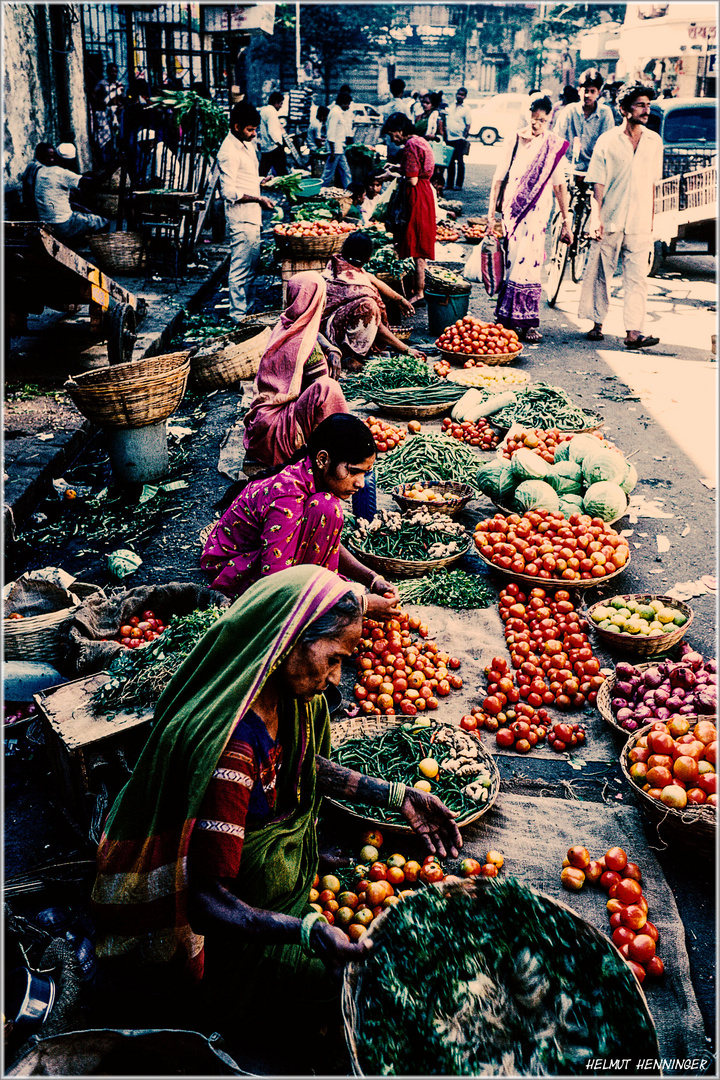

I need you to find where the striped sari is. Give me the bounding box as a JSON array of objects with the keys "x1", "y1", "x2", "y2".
[{"x1": 91, "y1": 565, "x2": 352, "y2": 984}]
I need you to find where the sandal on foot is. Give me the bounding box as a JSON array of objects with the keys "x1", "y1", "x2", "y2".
[
  {"x1": 625, "y1": 335, "x2": 659, "y2": 350},
  {"x1": 525, "y1": 328, "x2": 542, "y2": 343},
  {"x1": 586, "y1": 328, "x2": 604, "y2": 341}
]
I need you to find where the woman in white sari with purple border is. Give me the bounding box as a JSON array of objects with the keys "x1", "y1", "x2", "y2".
[{"x1": 485, "y1": 96, "x2": 573, "y2": 343}]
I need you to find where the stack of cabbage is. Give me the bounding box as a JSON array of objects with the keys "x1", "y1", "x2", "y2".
[{"x1": 476, "y1": 433, "x2": 636, "y2": 522}]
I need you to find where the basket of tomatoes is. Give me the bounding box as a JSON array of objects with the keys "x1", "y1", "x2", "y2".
[
  {"x1": 473, "y1": 509, "x2": 631, "y2": 587},
  {"x1": 274, "y1": 220, "x2": 355, "y2": 257},
  {"x1": 436, "y1": 318, "x2": 523, "y2": 366},
  {"x1": 440, "y1": 415, "x2": 501, "y2": 450}
]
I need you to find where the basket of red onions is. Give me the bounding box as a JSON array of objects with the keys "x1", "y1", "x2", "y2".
[{"x1": 597, "y1": 643, "x2": 717, "y2": 736}]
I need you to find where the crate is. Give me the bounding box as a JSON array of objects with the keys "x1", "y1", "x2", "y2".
[
  {"x1": 34, "y1": 674, "x2": 153, "y2": 829},
  {"x1": 281, "y1": 256, "x2": 328, "y2": 304}
]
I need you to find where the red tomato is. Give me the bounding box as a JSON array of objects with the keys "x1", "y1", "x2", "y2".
[
  {"x1": 615, "y1": 878, "x2": 643, "y2": 906},
  {"x1": 460, "y1": 714, "x2": 478, "y2": 732},
  {"x1": 604, "y1": 846, "x2": 628, "y2": 874},
  {"x1": 612, "y1": 926, "x2": 636, "y2": 948},
  {"x1": 368, "y1": 862, "x2": 387, "y2": 881},
  {"x1": 628, "y1": 934, "x2": 656, "y2": 964},
  {"x1": 460, "y1": 858, "x2": 482, "y2": 877},
  {"x1": 645, "y1": 956, "x2": 665, "y2": 977}
]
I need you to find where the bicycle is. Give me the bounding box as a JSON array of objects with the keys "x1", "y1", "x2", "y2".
[{"x1": 546, "y1": 173, "x2": 594, "y2": 307}]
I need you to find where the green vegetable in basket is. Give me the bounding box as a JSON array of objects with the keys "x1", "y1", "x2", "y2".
[
  {"x1": 376, "y1": 433, "x2": 481, "y2": 489},
  {"x1": 492, "y1": 385, "x2": 600, "y2": 432},
  {"x1": 511, "y1": 448, "x2": 550, "y2": 482},
  {"x1": 582, "y1": 448, "x2": 627, "y2": 487},
  {"x1": 347, "y1": 509, "x2": 468, "y2": 562},
  {"x1": 513, "y1": 480, "x2": 560, "y2": 513},
  {"x1": 350, "y1": 877, "x2": 660, "y2": 1076},
  {"x1": 582, "y1": 481, "x2": 628, "y2": 522},
  {"x1": 397, "y1": 569, "x2": 494, "y2": 609},
  {"x1": 476, "y1": 460, "x2": 515, "y2": 504}
]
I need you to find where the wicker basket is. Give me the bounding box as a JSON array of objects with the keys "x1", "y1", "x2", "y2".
[
  {"x1": 320, "y1": 190, "x2": 353, "y2": 216},
  {"x1": 461, "y1": 229, "x2": 485, "y2": 245},
  {"x1": 425, "y1": 270, "x2": 471, "y2": 296},
  {"x1": 347, "y1": 538, "x2": 471, "y2": 578},
  {"x1": 436, "y1": 228, "x2": 461, "y2": 243},
  {"x1": 438, "y1": 344, "x2": 524, "y2": 367},
  {"x1": 328, "y1": 715, "x2": 500, "y2": 831},
  {"x1": 489, "y1": 497, "x2": 626, "y2": 528},
  {"x1": 391, "y1": 481, "x2": 475, "y2": 518},
  {"x1": 596, "y1": 661, "x2": 657, "y2": 737},
  {"x1": 389, "y1": 326, "x2": 412, "y2": 343},
  {"x1": 88, "y1": 232, "x2": 145, "y2": 274},
  {"x1": 446, "y1": 367, "x2": 530, "y2": 388},
  {"x1": 375, "y1": 398, "x2": 452, "y2": 420},
  {"x1": 342, "y1": 878, "x2": 660, "y2": 1076},
  {"x1": 4, "y1": 583, "x2": 104, "y2": 666},
  {"x1": 475, "y1": 548, "x2": 630, "y2": 590},
  {"x1": 585, "y1": 594, "x2": 694, "y2": 658},
  {"x1": 274, "y1": 230, "x2": 349, "y2": 259},
  {"x1": 191, "y1": 326, "x2": 272, "y2": 389},
  {"x1": 620, "y1": 722, "x2": 717, "y2": 857},
  {"x1": 64, "y1": 352, "x2": 191, "y2": 429}
]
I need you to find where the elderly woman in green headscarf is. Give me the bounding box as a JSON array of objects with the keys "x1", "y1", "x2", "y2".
[{"x1": 92, "y1": 566, "x2": 461, "y2": 1068}]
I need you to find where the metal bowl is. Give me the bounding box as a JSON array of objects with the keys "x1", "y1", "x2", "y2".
[{"x1": 6, "y1": 967, "x2": 55, "y2": 1033}]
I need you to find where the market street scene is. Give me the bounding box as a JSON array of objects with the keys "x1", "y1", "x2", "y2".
[{"x1": 2, "y1": 2, "x2": 717, "y2": 1076}]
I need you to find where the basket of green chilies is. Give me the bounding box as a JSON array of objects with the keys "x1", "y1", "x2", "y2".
[
  {"x1": 328, "y1": 715, "x2": 500, "y2": 831},
  {"x1": 342, "y1": 876, "x2": 660, "y2": 1076},
  {"x1": 346, "y1": 508, "x2": 471, "y2": 578}
]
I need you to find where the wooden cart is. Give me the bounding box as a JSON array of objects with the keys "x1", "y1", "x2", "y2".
[{"x1": 5, "y1": 223, "x2": 145, "y2": 364}]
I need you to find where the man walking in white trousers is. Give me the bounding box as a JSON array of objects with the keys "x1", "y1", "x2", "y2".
[
  {"x1": 218, "y1": 101, "x2": 275, "y2": 321},
  {"x1": 579, "y1": 83, "x2": 664, "y2": 349}
]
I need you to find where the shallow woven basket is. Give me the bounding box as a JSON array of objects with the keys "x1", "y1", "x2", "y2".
[
  {"x1": 191, "y1": 325, "x2": 272, "y2": 389},
  {"x1": 4, "y1": 583, "x2": 104, "y2": 665},
  {"x1": 436, "y1": 228, "x2": 461, "y2": 243},
  {"x1": 438, "y1": 344, "x2": 523, "y2": 367},
  {"x1": 392, "y1": 481, "x2": 475, "y2": 518},
  {"x1": 425, "y1": 272, "x2": 471, "y2": 296},
  {"x1": 475, "y1": 548, "x2": 630, "y2": 590},
  {"x1": 374, "y1": 389, "x2": 454, "y2": 420},
  {"x1": 446, "y1": 367, "x2": 530, "y2": 388},
  {"x1": 586, "y1": 594, "x2": 694, "y2": 659},
  {"x1": 328, "y1": 715, "x2": 500, "y2": 831},
  {"x1": 64, "y1": 352, "x2": 191, "y2": 429},
  {"x1": 342, "y1": 878, "x2": 659, "y2": 1076},
  {"x1": 596, "y1": 661, "x2": 657, "y2": 737},
  {"x1": 620, "y1": 721, "x2": 717, "y2": 858},
  {"x1": 489, "y1": 412, "x2": 606, "y2": 438},
  {"x1": 274, "y1": 231, "x2": 348, "y2": 259},
  {"x1": 389, "y1": 326, "x2": 412, "y2": 343},
  {"x1": 347, "y1": 538, "x2": 471, "y2": 578},
  {"x1": 88, "y1": 231, "x2": 144, "y2": 274},
  {"x1": 462, "y1": 230, "x2": 485, "y2": 244}
]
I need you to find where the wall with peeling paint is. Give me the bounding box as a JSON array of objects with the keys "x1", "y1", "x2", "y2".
[{"x1": 3, "y1": 4, "x2": 91, "y2": 193}]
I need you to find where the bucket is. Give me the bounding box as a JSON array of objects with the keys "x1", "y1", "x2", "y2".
[
  {"x1": 104, "y1": 421, "x2": 169, "y2": 484},
  {"x1": 426, "y1": 289, "x2": 470, "y2": 337}
]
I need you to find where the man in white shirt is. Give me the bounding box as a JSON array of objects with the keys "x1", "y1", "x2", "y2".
[
  {"x1": 217, "y1": 101, "x2": 275, "y2": 321},
  {"x1": 34, "y1": 162, "x2": 109, "y2": 244},
  {"x1": 306, "y1": 105, "x2": 329, "y2": 153},
  {"x1": 553, "y1": 69, "x2": 615, "y2": 173},
  {"x1": 444, "y1": 87, "x2": 474, "y2": 190},
  {"x1": 379, "y1": 79, "x2": 413, "y2": 164},
  {"x1": 321, "y1": 91, "x2": 353, "y2": 189},
  {"x1": 578, "y1": 84, "x2": 663, "y2": 349},
  {"x1": 257, "y1": 91, "x2": 287, "y2": 177}
]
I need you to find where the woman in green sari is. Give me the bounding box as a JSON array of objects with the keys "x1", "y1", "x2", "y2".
[{"x1": 92, "y1": 565, "x2": 461, "y2": 1069}]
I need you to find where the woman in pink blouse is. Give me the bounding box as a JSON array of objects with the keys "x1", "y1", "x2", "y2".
[{"x1": 201, "y1": 413, "x2": 398, "y2": 616}]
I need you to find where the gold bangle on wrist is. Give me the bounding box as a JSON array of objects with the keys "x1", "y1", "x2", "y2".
[{"x1": 301, "y1": 911, "x2": 328, "y2": 956}]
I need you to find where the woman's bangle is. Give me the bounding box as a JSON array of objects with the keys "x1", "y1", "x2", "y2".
[
  {"x1": 300, "y1": 911, "x2": 328, "y2": 956},
  {"x1": 388, "y1": 781, "x2": 407, "y2": 810},
  {"x1": 368, "y1": 573, "x2": 382, "y2": 591}
]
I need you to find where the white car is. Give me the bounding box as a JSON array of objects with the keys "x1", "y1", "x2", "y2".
[{"x1": 469, "y1": 93, "x2": 532, "y2": 145}]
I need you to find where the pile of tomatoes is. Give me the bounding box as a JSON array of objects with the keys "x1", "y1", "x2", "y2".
[
  {"x1": 274, "y1": 221, "x2": 355, "y2": 239},
  {"x1": 458, "y1": 850, "x2": 505, "y2": 879},
  {"x1": 353, "y1": 613, "x2": 462, "y2": 717},
  {"x1": 462, "y1": 224, "x2": 487, "y2": 241},
  {"x1": 111, "y1": 609, "x2": 166, "y2": 648},
  {"x1": 440, "y1": 416, "x2": 500, "y2": 450},
  {"x1": 495, "y1": 582, "x2": 606, "y2": 711},
  {"x1": 433, "y1": 360, "x2": 452, "y2": 377},
  {"x1": 560, "y1": 845, "x2": 664, "y2": 986},
  {"x1": 308, "y1": 830, "x2": 447, "y2": 941},
  {"x1": 435, "y1": 317, "x2": 521, "y2": 362},
  {"x1": 627, "y1": 717, "x2": 717, "y2": 809},
  {"x1": 365, "y1": 416, "x2": 407, "y2": 454},
  {"x1": 436, "y1": 224, "x2": 460, "y2": 242},
  {"x1": 473, "y1": 510, "x2": 631, "y2": 582}
]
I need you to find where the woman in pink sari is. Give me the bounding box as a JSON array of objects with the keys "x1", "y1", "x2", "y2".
[
  {"x1": 322, "y1": 233, "x2": 425, "y2": 368},
  {"x1": 202, "y1": 414, "x2": 398, "y2": 616},
  {"x1": 243, "y1": 273, "x2": 348, "y2": 468},
  {"x1": 485, "y1": 96, "x2": 572, "y2": 342}
]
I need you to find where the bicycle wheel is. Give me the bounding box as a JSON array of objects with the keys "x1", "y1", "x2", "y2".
[
  {"x1": 546, "y1": 210, "x2": 569, "y2": 307},
  {"x1": 571, "y1": 198, "x2": 592, "y2": 283}
]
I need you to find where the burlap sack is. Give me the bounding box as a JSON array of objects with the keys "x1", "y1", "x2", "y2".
[{"x1": 63, "y1": 582, "x2": 230, "y2": 675}]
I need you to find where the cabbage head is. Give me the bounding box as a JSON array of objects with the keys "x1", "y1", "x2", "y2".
[
  {"x1": 553, "y1": 440, "x2": 571, "y2": 462},
  {"x1": 514, "y1": 480, "x2": 560, "y2": 514},
  {"x1": 582, "y1": 481, "x2": 628, "y2": 522},
  {"x1": 477, "y1": 460, "x2": 515, "y2": 503},
  {"x1": 547, "y1": 461, "x2": 583, "y2": 495},
  {"x1": 567, "y1": 433, "x2": 606, "y2": 465},
  {"x1": 582, "y1": 448, "x2": 628, "y2": 487},
  {"x1": 619, "y1": 461, "x2": 638, "y2": 494},
  {"x1": 559, "y1": 494, "x2": 585, "y2": 518},
  {"x1": 510, "y1": 447, "x2": 550, "y2": 482}
]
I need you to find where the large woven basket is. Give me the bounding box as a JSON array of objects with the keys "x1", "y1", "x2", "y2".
[
  {"x1": 391, "y1": 481, "x2": 475, "y2": 518},
  {"x1": 274, "y1": 230, "x2": 348, "y2": 259},
  {"x1": 64, "y1": 352, "x2": 191, "y2": 429},
  {"x1": 585, "y1": 594, "x2": 694, "y2": 659},
  {"x1": 191, "y1": 325, "x2": 272, "y2": 389},
  {"x1": 475, "y1": 547, "x2": 630, "y2": 590},
  {"x1": 347, "y1": 538, "x2": 471, "y2": 578},
  {"x1": 596, "y1": 660, "x2": 655, "y2": 737},
  {"x1": 4, "y1": 583, "x2": 104, "y2": 666},
  {"x1": 438, "y1": 344, "x2": 524, "y2": 367},
  {"x1": 88, "y1": 231, "x2": 144, "y2": 274},
  {"x1": 425, "y1": 270, "x2": 471, "y2": 296},
  {"x1": 328, "y1": 714, "x2": 500, "y2": 831},
  {"x1": 342, "y1": 878, "x2": 660, "y2": 1076},
  {"x1": 620, "y1": 721, "x2": 716, "y2": 858}
]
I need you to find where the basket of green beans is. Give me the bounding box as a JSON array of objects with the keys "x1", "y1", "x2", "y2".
[{"x1": 347, "y1": 509, "x2": 471, "y2": 578}]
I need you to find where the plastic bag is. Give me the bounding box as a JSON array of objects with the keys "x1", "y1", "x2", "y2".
[{"x1": 463, "y1": 242, "x2": 484, "y2": 282}]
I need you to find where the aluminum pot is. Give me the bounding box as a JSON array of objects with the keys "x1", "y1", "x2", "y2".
[{"x1": 6, "y1": 968, "x2": 55, "y2": 1033}]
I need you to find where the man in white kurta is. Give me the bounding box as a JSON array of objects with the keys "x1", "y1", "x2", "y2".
[
  {"x1": 578, "y1": 84, "x2": 664, "y2": 348},
  {"x1": 218, "y1": 102, "x2": 275, "y2": 321},
  {"x1": 321, "y1": 92, "x2": 353, "y2": 189}
]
